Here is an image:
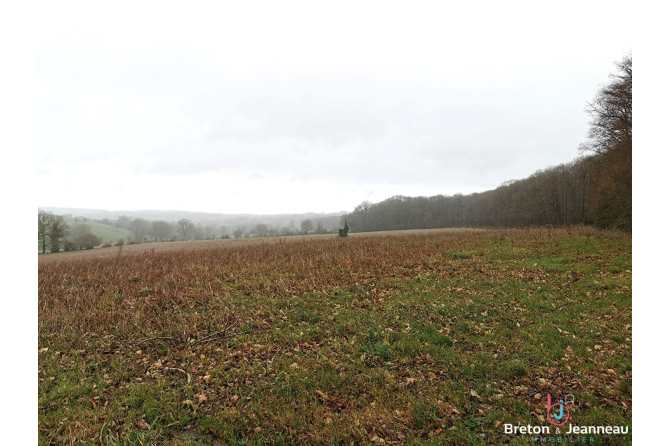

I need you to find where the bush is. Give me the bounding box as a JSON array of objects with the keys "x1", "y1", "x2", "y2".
[
  {"x1": 338, "y1": 221, "x2": 349, "y2": 238},
  {"x1": 63, "y1": 240, "x2": 77, "y2": 252},
  {"x1": 74, "y1": 233, "x2": 102, "y2": 250}
]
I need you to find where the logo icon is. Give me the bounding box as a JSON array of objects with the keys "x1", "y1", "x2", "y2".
[{"x1": 547, "y1": 394, "x2": 570, "y2": 426}]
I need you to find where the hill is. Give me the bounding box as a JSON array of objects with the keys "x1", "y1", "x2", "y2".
[{"x1": 38, "y1": 207, "x2": 347, "y2": 231}]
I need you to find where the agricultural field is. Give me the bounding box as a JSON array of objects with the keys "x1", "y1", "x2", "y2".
[
  {"x1": 37, "y1": 228, "x2": 477, "y2": 263},
  {"x1": 38, "y1": 227, "x2": 632, "y2": 445}
]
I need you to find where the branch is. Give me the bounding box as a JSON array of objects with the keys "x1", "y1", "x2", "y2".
[{"x1": 137, "y1": 336, "x2": 184, "y2": 345}]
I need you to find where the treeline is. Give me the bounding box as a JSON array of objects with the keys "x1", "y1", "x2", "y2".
[
  {"x1": 38, "y1": 212, "x2": 102, "y2": 253},
  {"x1": 109, "y1": 216, "x2": 336, "y2": 243},
  {"x1": 343, "y1": 56, "x2": 632, "y2": 233},
  {"x1": 38, "y1": 212, "x2": 337, "y2": 253}
]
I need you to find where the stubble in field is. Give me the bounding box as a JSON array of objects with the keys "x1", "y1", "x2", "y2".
[{"x1": 38, "y1": 228, "x2": 632, "y2": 445}]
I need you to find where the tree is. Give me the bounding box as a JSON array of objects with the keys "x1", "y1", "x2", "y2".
[
  {"x1": 129, "y1": 218, "x2": 150, "y2": 243},
  {"x1": 280, "y1": 226, "x2": 293, "y2": 236},
  {"x1": 176, "y1": 219, "x2": 195, "y2": 240},
  {"x1": 48, "y1": 215, "x2": 69, "y2": 253},
  {"x1": 71, "y1": 223, "x2": 92, "y2": 239},
  {"x1": 151, "y1": 220, "x2": 173, "y2": 242},
  {"x1": 115, "y1": 216, "x2": 132, "y2": 230},
  {"x1": 316, "y1": 221, "x2": 325, "y2": 234},
  {"x1": 300, "y1": 219, "x2": 314, "y2": 235},
  {"x1": 252, "y1": 224, "x2": 269, "y2": 237},
  {"x1": 74, "y1": 233, "x2": 102, "y2": 249},
  {"x1": 193, "y1": 226, "x2": 205, "y2": 240},
  {"x1": 233, "y1": 227, "x2": 244, "y2": 239},
  {"x1": 38, "y1": 211, "x2": 54, "y2": 254},
  {"x1": 203, "y1": 225, "x2": 214, "y2": 239},
  {"x1": 581, "y1": 55, "x2": 632, "y2": 230},
  {"x1": 580, "y1": 55, "x2": 632, "y2": 157}
]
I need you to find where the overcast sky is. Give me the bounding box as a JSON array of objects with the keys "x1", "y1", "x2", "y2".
[{"x1": 38, "y1": 1, "x2": 631, "y2": 214}]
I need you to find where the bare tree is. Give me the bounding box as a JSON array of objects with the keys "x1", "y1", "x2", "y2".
[
  {"x1": 233, "y1": 227, "x2": 244, "y2": 239},
  {"x1": 300, "y1": 219, "x2": 314, "y2": 235},
  {"x1": 38, "y1": 211, "x2": 54, "y2": 254},
  {"x1": 580, "y1": 55, "x2": 632, "y2": 156},
  {"x1": 48, "y1": 215, "x2": 69, "y2": 253},
  {"x1": 580, "y1": 55, "x2": 632, "y2": 229},
  {"x1": 280, "y1": 226, "x2": 293, "y2": 236},
  {"x1": 151, "y1": 220, "x2": 173, "y2": 242},
  {"x1": 176, "y1": 218, "x2": 195, "y2": 240},
  {"x1": 252, "y1": 224, "x2": 269, "y2": 237},
  {"x1": 115, "y1": 216, "x2": 132, "y2": 230},
  {"x1": 129, "y1": 218, "x2": 150, "y2": 243},
  {"x1": 71, "y1": 223, "x2": 92, "y2": 239},
  {"x1": 203, "y1": 225, "x2": 214, "y2": 239}
]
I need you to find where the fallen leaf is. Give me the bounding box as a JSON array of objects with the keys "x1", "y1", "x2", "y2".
[{"x1": 136, "y1": 419, "x2": 151, "y2": 429}]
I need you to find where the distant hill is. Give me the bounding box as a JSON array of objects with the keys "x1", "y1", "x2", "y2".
[
  {"x1": 38, "y1": 207, "x2": 347, "y2": 231},
  {"x1": 63, "y1": 217, "x2": 132, "y2": 246}
]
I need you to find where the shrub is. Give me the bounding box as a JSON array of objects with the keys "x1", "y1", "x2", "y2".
[{"x1": 74, "y1": 233, "x2": 102, "y2": 250}]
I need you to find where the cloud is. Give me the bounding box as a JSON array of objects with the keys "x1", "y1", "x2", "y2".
[{"x1": 38, "y1": 2, "x2": 631, "y2": 213}]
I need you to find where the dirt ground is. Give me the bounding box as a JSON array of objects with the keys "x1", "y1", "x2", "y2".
[{"x1": 38, "y1": 228, "x2": 478, "y2": 264}]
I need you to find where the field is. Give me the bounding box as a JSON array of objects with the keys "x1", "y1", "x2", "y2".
[
  {"x1": 37, "y1": 228, "x2": 477, "y2": 263},
  {"x1": 38, "y1": 227, "x2": 632, "y2": 445}
]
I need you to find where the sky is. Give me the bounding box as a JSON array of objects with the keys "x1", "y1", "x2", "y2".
[{"x1": 38, "y1": 1, "x2": 631, "y2": 214}]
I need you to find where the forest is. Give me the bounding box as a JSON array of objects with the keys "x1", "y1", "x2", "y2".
[{"x1": 343, "y1": 56, "x2": 632, "y2": 233}]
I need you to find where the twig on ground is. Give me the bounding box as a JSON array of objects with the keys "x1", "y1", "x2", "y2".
[
  {"x1": 137, "y1": 336, "x2": 184, "y2": 345},
  {"x1": 192, "y1": 318, "x2": 240, "y2": 346},
  {"x1": 165, "y1": 367, "x2": 191, "y2": 383}
]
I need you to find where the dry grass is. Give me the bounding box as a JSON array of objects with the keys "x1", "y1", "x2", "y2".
[
  {"x1": 38, "y1": 227, "x2": 631, "y2": 445},
  {"x1": 37, "y1": 228, "x2": 478, "y2": 264}
]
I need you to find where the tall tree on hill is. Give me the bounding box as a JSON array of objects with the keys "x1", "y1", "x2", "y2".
[
  {"x1": 300, "y1": 219, "x2": 314, "y2": 235},
  {"x1": 581, "y1": 55, "x2": 632, "y2": 229},
  {"x1": 177, "y1": 218, "x2": 195, "y2": 240},
  {"x1": 580, "y1": 55, "x2": 632, "y2": 157},
  {"x1": 151, "y1": 220, "x2": 173, "y2": 242},
  {"x1": 129, "y1": 218, "x2": 150, "y2": 243},
  {"x1": 38, "y1": 211, "x2": 54, "y2": 254},
  {"x1": 48, "y1": 215, "x2": 69, "y2": 253}
]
